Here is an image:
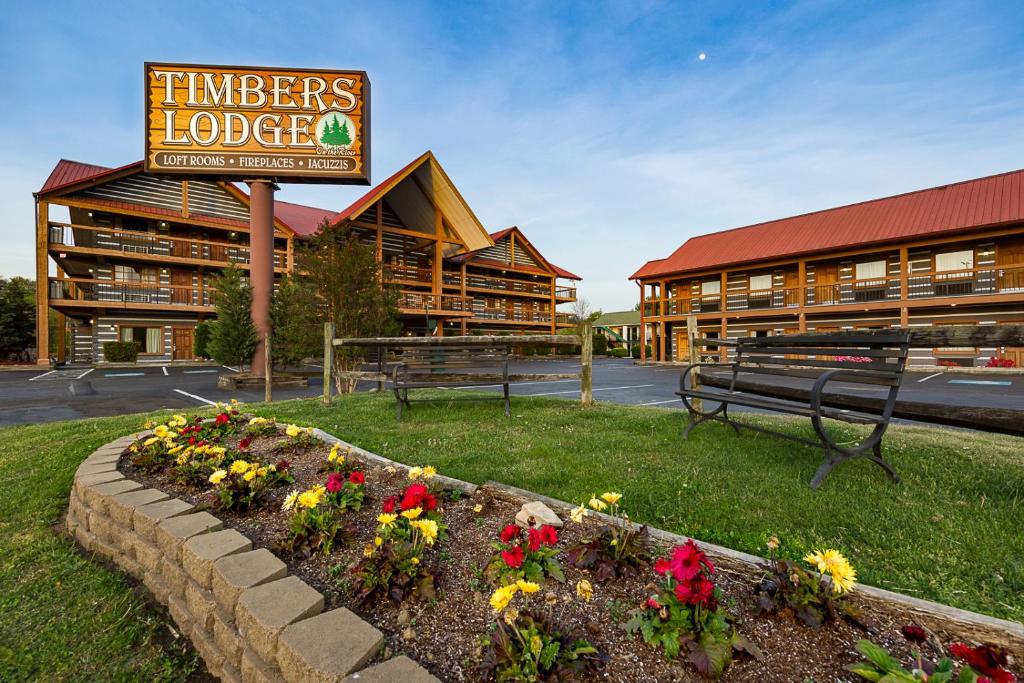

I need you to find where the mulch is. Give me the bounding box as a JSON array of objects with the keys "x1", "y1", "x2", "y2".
[{"x1": 123, "y1": 426, "x2": 1017, "y2": 682}]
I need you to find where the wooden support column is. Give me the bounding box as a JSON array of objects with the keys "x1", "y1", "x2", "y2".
[
  {"x1": 658, "y1": 321, "x2": 666, "y2": 362},
  {"x1": 286, "y1": 236, "x2": 294, "y2": 272},
  {"x1": 460, "y1": 263, "x2": 468, "y2": 335},
  {"x1": 549, "y1": 276, "x2": 556, "y2": 334},
  {"x1": 720, "y1": 272, "x2": 728, "y2": 313},
  {"x1": 899, "y1": 246, "x2": 909, "y2": 302},
  {"x1": 322, "y1": 322, "x2": 334, "y2": 405},
  {"x1": 659, "y1": 280, "x2": 667, "y2": 316},
  {"x1": 720, "y1": 316, "x2": 728, "y2": 362},
  {"x1": 375, "y1": 201, "x2": 383, "y2": 263},
  {"x1": 35, "y1": 200, "x2": 49, "y2": 365},
  {"x1": 900, "y1": 307, "x2": 909, "y2": 327},
  {"x1": 637, "y1": 280, "x2": 645, "y2": 360},
  {"x1": 798, "y1": 260, "x2": 807, "y2": 307},
  {"x1": 798, "y1": 312, "x2": 807, "y2": 332}
]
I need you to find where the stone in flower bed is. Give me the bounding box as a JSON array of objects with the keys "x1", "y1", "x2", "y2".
[{"x1": 119, "y1": 405, "x2": 1021, "y2": 682}]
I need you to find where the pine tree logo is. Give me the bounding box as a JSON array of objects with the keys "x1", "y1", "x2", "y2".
[{"x1": 317, "y1": 113, "x2": 355, "y2": 148}]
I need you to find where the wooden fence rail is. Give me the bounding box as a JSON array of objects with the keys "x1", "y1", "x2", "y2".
[
  {"x1": 323, "y1": 322, "x2": 594, "y2": 407},
  {"x1": 683, "y1": 318, "x2": 1024, "y2": 436}
]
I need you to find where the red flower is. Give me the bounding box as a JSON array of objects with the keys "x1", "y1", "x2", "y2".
[
  {"x1": 654, "y1": 558, "x2": 671, "y2": 575},
  {"x1": 326, "y1": 472, "x2": 344, "y2": 494},
  {"x1": 215, "y1": 413, "x2": 230, "y2": 425},
  {"x1": 669, "y1": 540, "x2": 713, "y2": 582},
  {"x1": 400, "y1": 483, "x2": 429, "y2": 511},
  {"x1": 901, "y1": 625, "x2": 927, "y2": 645},
  {"x1": 188, "y1": 436, "x2": 197, "y2": 445},
  {"x1": 951, "y1": 643, "x2": 1014, "y2": 683},
  {"x1": 239, "y1": 437, "x2": 252, "y2": 450},
  {"x1": 646, "y1": 597, "x2": 661, "y2": 609},
  {"x1": 275, "y1": 459, "x2": 290, "y2": 471},
  {"x1": 674, "y1": 578, "x2": 715, "y2": 607},
  {"x1": 381, "y1": 496, "x2": 398, "y2": 513},
  {"x1": 348, "y1": 470, "x2": 365, "y2": 485},
  {"x1": 539, "y1": 525, "x2": 558, "y2": 546},
  {"x1": 500, "y1": 524, "x2": 521, "y2": 543},
  {"x1": 501, "y1": 545, "x2": 525, "y2": 568},
  {"x1": 421, "y1": 493, "x2": 438, "y2": 512},
  {"x1": 527, "y1": 528, "x2": 542, "y2": 552}
]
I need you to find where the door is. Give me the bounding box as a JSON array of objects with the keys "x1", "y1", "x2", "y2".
[
  {"x1": 999, "y1": 321, "x2": 1024, "y2": 367},
  {"x1": 171, "y1": 270, "x2": 192, "y2": 305},
  {"x1": 814, "y1": 265, "x2": 839, "y2": 304},
  {"x1": 996, "y1": 238, "x2": 1024, "y2": 292},
  {"x1": 783, "y1": 271, "x2": 800, "y2": 306},
  {"x1": 172, "y1": 328, "x2": 193, "y2": 361},
  {"x1": 675, "y1": 329, "x2": 690, "y2": 362},
  {"x1": 783, "y1": 327, "x2": 800, "y2": 359}
]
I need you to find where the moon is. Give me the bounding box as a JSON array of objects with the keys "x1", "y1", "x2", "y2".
[{"x1": 698, "y1": 52, "x2": 707, "y2": 61}]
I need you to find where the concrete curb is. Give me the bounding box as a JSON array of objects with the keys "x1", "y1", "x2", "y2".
[{"x1": 67, "y1": 434, "x2": 439, "y2": 683}]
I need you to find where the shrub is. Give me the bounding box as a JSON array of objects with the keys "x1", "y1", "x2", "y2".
[
  {"x1": 986, "y1": 356, "x2": 1016, "y2": 368},
  {"x1": 279, "y1": 484, "x2": 345, "y2": 557},
  {"x1": 754, "y1": 536, "x2": 860, "y2": 627},
  {"x1": 592, "y1": 333, "x2": 607, "y2": 355},
  {"x1": 608, "y1": 348, "x2": 628, "y2": 358},
  {"x1": 566, "y1": 492, "x2": 651, "y2": 582},
  {"x1": 103, "y1": 341, "x2": 141, "y2": 362},
  {"x1": 485, "y1": 523, "x2": 564, "y2": 586},
  {"x1": 193, "y1": 321, "x2": 212, "y2": 359},
  {"x1": 277, "y1": 424, "x2": 320, "y2": 452},
  {"x1": 624, "y1": 540, "x2": 761, "y2": 677},
  {"x1": 207, "y1": 458, "x2": 279, "y2": 511},
  {"x1": 629, "y1": 344, "x2": 651, "y2": 359}
]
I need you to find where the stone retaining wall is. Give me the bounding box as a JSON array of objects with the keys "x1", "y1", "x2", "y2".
[{"x1": 65, "y1": 434, "x2": 439, "y2": 683}]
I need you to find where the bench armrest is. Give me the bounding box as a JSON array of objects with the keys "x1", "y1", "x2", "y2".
[
  {"x1": 680, "y1": 362, "x2": 736, "y2": 392},
  {"x1": 809, "y1": 369, "x2": 899, "y2": 417}
]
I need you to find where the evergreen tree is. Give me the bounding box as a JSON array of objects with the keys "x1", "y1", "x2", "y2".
[
  {"x1": 207, "y1": 265, "x2": 258, "y2": 368},
  {"x1": 0, "y1": 277, "x2": 36, "y2": 361},
  {"x1": 297, "y1": 220, "x2": 399, "y2": 393},
  {"x1": 320, "y1": 115, "x2": 353, "y2": 146},
  {"x1": 270, "y1": 275, "x2": 320, "y2": 369},
  {"x1": 338, "y1": 120, "x2": 352, "y2": 145}
]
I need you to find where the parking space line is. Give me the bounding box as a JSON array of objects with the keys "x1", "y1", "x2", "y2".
[
  {"x1": 28, "y1": 370, "x2": 56, "y2": 381},
  {"x1": 104, "y1": 372, "x2": 145, "y2": 377},
  {"x1": 948, "y1": 379, "x2": 1012, "y2": 386},
  {"x1": 452, "y1": 379, "x2": 578, "y2": 390},
  {"x1": 521, "y1": 383, "x2": 655, "y2": 397},
  {"x1": 222, "y1": 365, "x2": 239, "y2": 373},
  {"x1": 173, "y1": 388, "x2": 217, "y2": 405},
  {"x1": 77, "y1": 368, "x2": 94, "y2": 379},
  {"x1": 917, "y1": 372, "x2": 943, "y2": 383},
  {"x1": 638, "y1": 398, "x2": 679, "y2": 406},
  {"x1": 162, "y1": 366, "x2": 168, "y2": 376},
  {"x1": 183, "y1": 370, "x2": 218, "y2": 374}
]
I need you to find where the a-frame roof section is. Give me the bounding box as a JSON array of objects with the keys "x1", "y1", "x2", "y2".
[
  {"x1": 35, "y1": 159, "x2": 297, "y2": 236},
  {"x1": 333, "y1": 151, "x2": 493, "y2": 251}
]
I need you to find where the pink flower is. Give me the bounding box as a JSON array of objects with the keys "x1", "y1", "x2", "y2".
[
  {"x1": 654, "y1": 558, "x2": 671, "y2": 575},
  {"x1": 669, "y1": 540, "x2": 713, "y2": 582},
  {"x1": 326, "y1": 472, "x2": 343, "y2": 494},
  {"x1": 646, "y1": 597, "x2": 661, "y2": 609}
]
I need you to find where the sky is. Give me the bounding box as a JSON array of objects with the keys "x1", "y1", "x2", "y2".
[{"x1": 2, "y1": 0, "x2": 1023, "y2": 312}]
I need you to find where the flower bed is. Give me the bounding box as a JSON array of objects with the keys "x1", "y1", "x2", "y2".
[{"x1": 70, "y1": 405, "x2": 1021, "y2": 682}]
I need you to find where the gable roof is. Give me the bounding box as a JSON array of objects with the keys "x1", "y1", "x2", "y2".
[
  {"x1": 631, "y1": 168, "x2": 1024, "y2": 280},
  {"x1": 332, "y1": 151, "x2": 492, "y2": 251},
  {"x1": 273, "y1": 199, "x2": 336, "y2": 236},
  {"x1": 594, "y1": 310, "x2": 640, "y2": 326}
]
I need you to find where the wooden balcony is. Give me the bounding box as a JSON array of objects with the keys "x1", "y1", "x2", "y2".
[
  {"x1": 441, "y1": 270, "x2": 575, "y2": 300},
  {"x1": 470, "y1": 307, "x2": 554, "y2": 324},
  {"x1": 48, "y1": 222, "x2": 288, "y2": 270},
  {"x1": 48, "y1": 276, "x2": 211, "y2": 311},
  {"x1": 396, "y1": 291, "x2": 473, "y2": 316},
  {"x1": 555, "y1": 285, "x2": 577, "y2": 300},
  {"x1": 384, "y1": 264, "x2": 432, "y2": 286}
]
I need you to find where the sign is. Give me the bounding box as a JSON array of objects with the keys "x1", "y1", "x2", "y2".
[{"x1": 144, "y1": 63, "x2": 370, "y2": 184}]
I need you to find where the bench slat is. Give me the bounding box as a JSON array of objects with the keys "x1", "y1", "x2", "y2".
[
  {"x1": 729, "y1": 365, "x2": 900, "y2": 386},
  {"x1": 738, "y1": 346, "x2": 907, "y2": 359},
  {"x1": 739, "y1": 357, "x2": 900, "y2": 372},
  {"x1": 677, "y1": 389, "x2": 883, "y2": 424}
]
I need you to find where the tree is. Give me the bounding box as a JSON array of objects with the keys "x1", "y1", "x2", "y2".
[
  {"x1": 338, "y1": 120, "x2": 352, "y2": 145},
  {"x1": 270, "y1": 275, "x2": 321, "y2": 369},
  {"x1": 320, "y1": 115, "x2": 352, "y2": 147},
  {"x1": 207, "y1": 265, "x2": 258, "y2": 368},
  {"x1": 298, "y1": 220, "x2": 399, "y2": 393},
  {"x1": 193, "y1": 320, "x2": 212, "y2": 359},
  {"x1": 0, "y1": 277, "x2": 36, "y2": 361}
]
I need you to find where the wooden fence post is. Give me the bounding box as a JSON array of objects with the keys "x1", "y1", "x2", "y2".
[
  {"x1": 264, "y1": 332, "x2": 272, "y2": 403},
  {"x1": 686, "y1": 315, "x2": 702, "y2": 413},
  {"x1": 580, "y1": 321, "x2": 593, "y2": 406},
  {"x1": 323, "y1": 322, "x2": 334, "y2": 405}
]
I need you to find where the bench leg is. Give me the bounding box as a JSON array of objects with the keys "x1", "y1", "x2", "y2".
[
  {"x1": 721, "y1": 406, "x2": 741, "y2": 435},
  {"x1": 810, "y1": 448, "x2": 843, "y2": 490},
  {"x1": 868, "y1": 441, "x2": 901, "y2": 484},
  {"x1": 503, "y1": 383, "x2": 510, "y2": 417}
]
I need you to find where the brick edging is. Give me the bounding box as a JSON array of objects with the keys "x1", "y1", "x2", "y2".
[{"x1": 66, "y1": 433, "x2": 439, "y2": 683}]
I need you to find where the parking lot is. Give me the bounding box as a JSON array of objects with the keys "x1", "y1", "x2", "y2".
[{"x1": 1, "y1": 357, "x2": 1021, "y2": 428}]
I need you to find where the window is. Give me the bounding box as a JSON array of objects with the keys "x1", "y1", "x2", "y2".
[
  {"x1": 935, "y1": 250, "x2": 974, "y2": 272},
  {"x1": 115, "y1": 265, "x2": 157, "y2": 282},
  {"x1": 748, "y1": 274, "x2": 772, "y2": 291},
  {"x1": 700, "y1": 280, "x2": 720, "y2": 295},
  {"x1": 120, "y1": 326, "x2": 163, "y2": 353},
  {"x1": 855, "y1": 260, "x2": 887, "y2": 281}
]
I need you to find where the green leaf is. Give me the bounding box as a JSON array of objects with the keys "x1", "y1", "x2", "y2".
[
  {"x1": 856, "y1": 640, "x2": 902, "y2": 673},
  {"x1": 539, "y1": 641, "x2": 559, "y2": 670},
  {"x1": 957, "y1": 668, "x2": 979, "y2": 683},
  {"x1": 878, "y1": 672, "x2": 918, "y2": 683},
  {"x1": 731, "y1": 632, "x2": 764, "y2": 661},
  {"x1": 661, "y1": 632, "x2": 681, "y2": 660},
  {"x1": 846, "y1": 663, "x2": 884, "y2": 681},
  {"x1": 546, "y1": 559, "x2": 565, "y2": 583},
  {"x1": 688, "y1": 634, "x2": 731, "y2": 678}
]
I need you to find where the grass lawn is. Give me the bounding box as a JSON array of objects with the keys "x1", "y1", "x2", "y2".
[{"x1": 0, "y1": 393, "x2": 1021, "y2": 680}]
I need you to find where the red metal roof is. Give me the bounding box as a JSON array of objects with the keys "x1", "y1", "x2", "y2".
[
  {"x1": 333, "y1": 152, "x2": 431, "y2": 223},
  {"x1": 273, "y1": 199, "x2": 335, "y2": 236},
  {"x1": 631, "y1": 168, "x2": 1024, "y2": 280},
  {"x1": 38, "y1": 159, "x2": 128, "y2": 194}
]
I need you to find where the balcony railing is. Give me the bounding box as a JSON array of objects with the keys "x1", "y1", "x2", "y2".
[
  {"x1": 49, "y1": 277, "x2": 211, "y2": 307},
  {"x1": 907, "y1": 265, "x2": 1024, "y2": 299},
  {"x1": 48, "y1": 222, "x2": 287, "y2": 269},
  {"x1": 471, "y1": 307, "x2": 553, "y2": 323},
  {"x1": 384, "y1": 264, "x2": 432, "y2": 285},
  {"x1": 396, "y1": 291, "x2": 472, "y2": 313},
  {"x1": 555, "y1": 285, "x2": 577, "y2": 299},
  {"x1": 443, "y1": 271, "x2": 559, "y2": 297},
  {"x1": 555, "y1": 312, "x2": 576, "y2": 325}
]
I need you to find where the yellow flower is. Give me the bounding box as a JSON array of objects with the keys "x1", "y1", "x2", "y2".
[
  {"x1": 282, "y1": 491, "x2": 298, "y2": 511},
  {"x1": 422, "y1": 466, "x2": 437, "y2": 479},
  {"x1": 153, "y1": 425, "x2": 170, "y2": 438},
  {"x1": 143, "y1": 420, "x2": 154, "y2": 429},
  {"x1": 473, "y1": 504, "x2": 484, "y2": 513},
  {"x1": 408, "y1": 466, "x2": 423, "y2": 480},
  {"x1": 503, "y1": 607, "x2": 519, "y2": 625},
  {"x1": 285, "y1": 424, "x2": 302, "y2": 438},
  {"x1": 601, "y1": 492, "x2": 622, "y2": 506},
  {"x1": 168, "y1": 445, "x2": 184, "y2": 455},
  {"x1": 374, "y1": 536, "x2": 383, "y2": 547},
  {"x1": 515, "y1": 579, "x2": 540, "y2": 594},
  {"x1": 401, "y1": 507, "x2": 422, "y2": 520},
  {"x1": 377, "y1": 513, "x2": 398, "y2": 527},
  {"x1": 569, "y1": 505, "x2": 587, "y2": 523},
  {"x1": 489, "y1": 584, "x2": 519, "y2": 612},
  {"x1": 530, "y1": 635, "x2": 543, "y2": 655},
  {"x1": 175, "y1": 453, "x2": 189, "y2": 466},
  {"x1": 328, "y1": 443, "x2": 342, "y2": 463},
  {"x1": 767, "y1": 535, "x2": 780, "y2": 551},
  {"x1": 588, "y1": 497, "x2": 608, "y2": 512},
  {"x1": 144, "y1": 436, "x2": 159, "y2": 447},
  {"x1": 297, "y1": 489, "x2": 322, "y2": 509},
  {"x1": 410, "y1": 557, "x2": 420, "y2": 565},
  {"x1": 243, "y1": 469, "x2": 257, "y2": 482},
  {"x1": 230, "y1": 460, "x2": 250, "y2": 474},
  {"x1": 209, "y1": 446, "x2": 226, "y2": 457},
  {"x1": 411, "y1": 519, "x2": 439, "y2": 545},
  {"x1": 363, "y1": 544, "x2": 375, "y2": 558},
  {"x1": 248, "y1": 416, "x2": 268, "y2": 425},
  {"x1": 209, "y1": 470, "x2": 227, "y2": 484},
  {"x1": 804, "y1": 548, "x2": 857, "y2": 594},
  {"x1": 576, "y1": 579, "x2": 593, "y2": 601},
  {"x1": 257, "y1": 467, "x2": 268, "y2": 477},
  {"x1": 193, "y1": 444, "x2": 209, "y2": 455}
]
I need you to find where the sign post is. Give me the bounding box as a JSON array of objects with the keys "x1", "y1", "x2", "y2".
[{"x1": 143, "y1": 63, "x2": 370, "y2": 385}]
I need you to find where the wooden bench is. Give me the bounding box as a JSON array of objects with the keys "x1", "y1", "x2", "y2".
[
  {"x1": 392, "y1": 345, "x2": 514, "y2": 419},
  {"x1": 676, "y1": 331, "x2": 911, "y2": 488}
]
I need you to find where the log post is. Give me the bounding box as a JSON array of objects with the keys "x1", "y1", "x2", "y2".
[
  {"x1": 580, "y1": 321, "x2": 593, "y2": 407},
  {"x1": 686, "y1": 314, "x2": 702, "y2": 413},
  {"x1": 323, "y1": 322, "x2": 334, "y2": 405}
]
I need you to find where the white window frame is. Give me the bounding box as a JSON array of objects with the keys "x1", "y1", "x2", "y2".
[
  {"x1": 700, "y1": 279, "x2": 721, "y2": 296},
  {"x1": 854, "y1": 260, "x2": 887, "y2": 281},
  {"x1": 748, "y1": 274, "x2": 772, "y2": 291},
  {"x1": 935, "y1": 249, "x2": 974, "y2": 273}
]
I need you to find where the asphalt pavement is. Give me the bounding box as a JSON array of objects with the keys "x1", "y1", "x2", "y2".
[{"x1": 0, "y1": 358, "x2": 1020, "y2": 427}]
